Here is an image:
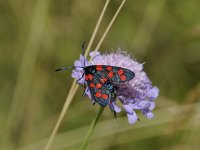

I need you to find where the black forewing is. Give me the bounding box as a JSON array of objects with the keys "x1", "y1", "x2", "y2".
[
  {"x1": 97, "y1": 65, "x2": 135, "y2": 83},
  {"x1": 84, "y1": 67, "x2": 113, "y2": 107}
]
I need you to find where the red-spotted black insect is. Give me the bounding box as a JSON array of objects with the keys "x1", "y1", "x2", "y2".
[
  {"x1": 56, "y1": 43, "x2": 135, "y2": 110},
  {"x1": 84, "y1": 65, "x2": 135, "y2": 107},
  {"x1": 56, "y1": 65, "x2": 135, "y2": 107}
]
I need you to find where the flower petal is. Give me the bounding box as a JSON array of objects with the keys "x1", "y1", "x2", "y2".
[
  {"x1": 148, "y1": 102, "x2": 155, "y2": 110},
  {"x1": 147, "y1": 86, "x2": 159, "y2": 99},
  {"x1": 74, "y1": 55, "x2": 90, "y2": 70},
  {"x1": 129, "y1": 103, "x2": 142, "y2": 110},
  {"x1": 127, "y1": 110, "x2": 138, "y2": 124},
  {"x1": 123, "y1": 105, "x2": 133, "y2": 114},
  {"x1": 89, "y1": 51, "x2": 101, "y2": 60},
  {"x1": 71, "y1": 70, "x2": 81, "y2": 78},
  {"x1": 113, "y1": 103, "x2": 121, "y2": 113},
  {"x1": 146, "y1": 112, "x2": 154, "y2": 119},
  {"x1": 138, "y1": 100, "x2": 150, "y2": 108},
  {"x1": 84, "y1": 87, "x2": 93, "y2": 100},
  {"x1": 71, "y1": 70, "x2": 84, "y2": 84}
]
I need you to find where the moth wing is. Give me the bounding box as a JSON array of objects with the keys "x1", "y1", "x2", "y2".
[
  {"x1": 113, "y1": 66, "x2": 135, "y2": 83},
  {"x1": 85, "y1": 71, "x2": 112, "y2": 107},
  {"x1": 99, "y1": 65, "x2": 135, "y2": 83},
  {"x1": 90, "y1": 86, "x2": 111, "y2": 107}
]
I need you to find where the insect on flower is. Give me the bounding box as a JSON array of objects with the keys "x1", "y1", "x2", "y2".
[
  {"x1": 82, "y1": 65, "x2": 135, "y2": 107},
  {"x1": 56, "y1": 44, "x2": 159, "y2": 124},
  {"x1": 56, "y1": 44, "x2": 135, "y2": 115}
]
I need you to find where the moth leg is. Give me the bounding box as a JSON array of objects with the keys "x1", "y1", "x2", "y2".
[
  {"x1": 81, "y1": 41, "x2": 86, "y2": 67},
  {"x1": 82, "y1": 81, "x2": 86, "y2": 97},
  {"x1": 82, "y1": 41, "x2": 86, "y2": 55},
  {"x1": 114, "y1": 111, "x2": 116, "y2": 119},
  {"x1": 109, "y1": 102, "x2": 117, "y2": 119},
  {"x1": 109, "y1": 92, "x2": 117, "y2": 119},
  {"x1": 75, "y1": 72, "x2": 86, "y2": 97},
  {"x1": 77, "y1": 73, "x2": 85, "y2": 83}
]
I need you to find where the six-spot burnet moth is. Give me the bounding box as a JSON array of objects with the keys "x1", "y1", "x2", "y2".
[{"x1": 56, "y1": 43, "x2": 135, "y2": 112}]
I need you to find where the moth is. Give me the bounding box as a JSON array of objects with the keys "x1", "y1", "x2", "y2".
[
  {"x1": 56, "y1": 44, "x2": 135, "y2": 109},
  {"x1": 83, "y1": 65, "x2": 135, "y2": 107},
  {"x1": 56, "y1": 64, "x2": 134, "y2": 107}
]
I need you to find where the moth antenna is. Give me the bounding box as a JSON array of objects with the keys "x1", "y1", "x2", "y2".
[
  {"x1": 55, "y1": 66, "x2": 83, "y2": 72},
  {"x1": 82, "y1": 41, "x2": 86, "y2": 56},
  {"x1": 81, "y1": 41, "x2": 86, "y2": 67}
]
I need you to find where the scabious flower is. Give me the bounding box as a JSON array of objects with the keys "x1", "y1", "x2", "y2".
[{"x1": 72, "y1": 50, "x2": 159, "y2": 124}]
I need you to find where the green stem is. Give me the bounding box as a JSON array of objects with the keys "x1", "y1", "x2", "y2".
[{"x1": 80, "y1": 107, "x2": 104, "y2": 150}]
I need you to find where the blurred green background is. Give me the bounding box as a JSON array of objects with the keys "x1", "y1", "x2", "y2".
[{"x1": 0, "y1": 0, "x2": 200, "y2": 150}]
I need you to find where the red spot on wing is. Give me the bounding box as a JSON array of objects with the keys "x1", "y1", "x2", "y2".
[
  {"x1": 96, "y1": 65, "x2": 103, "y2": 71},
  {"x1": 95, "y1": 92, "x2": 101, "y2": 98},
  {"x1": 101, "y1": 93, "x2": 108, "y2": 99},
  {"x1": 106, "y1": 66, "x2": 112, "y2": 71},
  {"x1": 88, "y1": 74, "x2": 93, "y2": 80},
  {"x1": 103, "y1": 78, "x2": 107, "y2": 82},
  {"x1": 100, "y1": 77, "x2": 107, "y2": 83},
  {"x1": 89, "y1": 83, "x2": 95, "y2": 88},
  {"x1": 118, "y1": 69, "x2": 124, "y2": 75},
  {"x1": 108, "y1": 71, "x2": 114, "y2": 78},
  {"x1": 120, "y1": 75, "x2": 126, "y2": 81},
  {"x1": 85, "y1": 75, "x2": 89, "y2": 80},
  {"x1": 96, "y1": 83, "x2": 102, "y2": 89}
]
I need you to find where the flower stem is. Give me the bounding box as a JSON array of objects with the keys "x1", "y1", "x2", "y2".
[{"x1": 80, "y1": 107, "x2": 104, "y2": 150}]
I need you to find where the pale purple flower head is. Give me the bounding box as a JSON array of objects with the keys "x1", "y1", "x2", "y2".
[{"x1": 72, "y1": 50, "x2": 159, "y2": 124}]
